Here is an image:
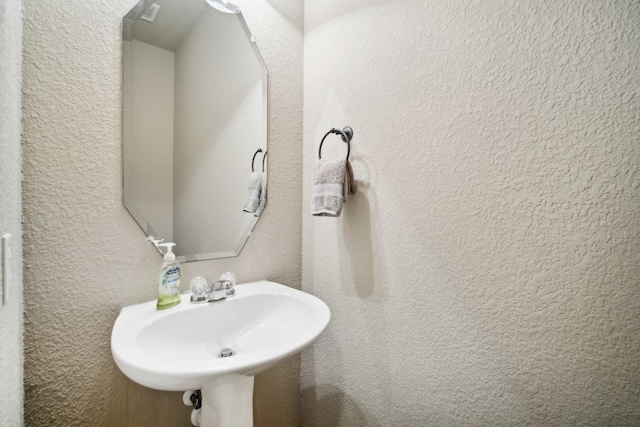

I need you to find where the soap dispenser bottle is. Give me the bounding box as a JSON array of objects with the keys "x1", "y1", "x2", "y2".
[{"x1": 157, "y1": 242, "x2": 182, "y2": 310}]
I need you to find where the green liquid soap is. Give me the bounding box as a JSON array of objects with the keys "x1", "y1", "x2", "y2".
[{"x1": 157, "y1": 293, "x2": 181, "y2": 310}]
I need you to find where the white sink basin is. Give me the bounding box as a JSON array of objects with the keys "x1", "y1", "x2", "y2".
[{"x1": 111, "y1": 280, "x2": 330, "y2": 426}]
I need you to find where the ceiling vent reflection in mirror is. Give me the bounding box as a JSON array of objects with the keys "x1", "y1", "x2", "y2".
[{"x1": 140, "y1": 4, "x2": 160, "y2": 22}]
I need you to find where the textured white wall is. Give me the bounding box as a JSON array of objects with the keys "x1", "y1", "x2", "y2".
[
  {"x1": 0, "y1": 0, "x2": 23, "y2": 424},
  {"x1": 22, "y1": 0, "x2": 303, "y2": 425},
  {"x1": 302, "y1": 0, "x2": 640, "y2": 425}
]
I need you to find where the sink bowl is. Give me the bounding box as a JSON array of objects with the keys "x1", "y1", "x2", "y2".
[{"x1": 111, "y1": 280, "x2": 330, "y2": 426}]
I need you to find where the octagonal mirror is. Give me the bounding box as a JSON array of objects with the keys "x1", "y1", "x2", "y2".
[{"x1": 123, "y1": 0, "x2": 267, "y2": 262}]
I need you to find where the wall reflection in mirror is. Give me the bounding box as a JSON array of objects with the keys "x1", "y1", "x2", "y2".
[{"x1": 123, "y1": 0, "x2": 267, "y2": 262}]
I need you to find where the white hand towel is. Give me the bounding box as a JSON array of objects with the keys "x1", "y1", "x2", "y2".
[
  {"x1": 311, "y1": 159, "x2": 355, "y2": 217},
  {"x1": 243, "y1": 172, "x2": 262, "y2": 213},
  {"x1": 254, "y1": 173, "x2": 267, "y2": 217}
]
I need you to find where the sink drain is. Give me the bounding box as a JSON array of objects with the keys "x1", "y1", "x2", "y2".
[{"x1": 218, "y1": 348, "x2": 235, "y2": 358}]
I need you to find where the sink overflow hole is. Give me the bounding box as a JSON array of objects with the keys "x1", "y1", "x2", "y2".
[{"x1": 218, "y1": 348, "x2": 235, "y2": 358}]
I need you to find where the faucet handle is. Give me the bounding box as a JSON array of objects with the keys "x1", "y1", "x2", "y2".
[{"x1": 189, "y1": 276, "x2": 209, "y2": 302}]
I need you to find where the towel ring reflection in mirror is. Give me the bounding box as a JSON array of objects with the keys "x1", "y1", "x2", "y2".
[
  {"x1": 318, "y1": 126, "x2": 353, "y2": 161},
  {"x1": 251, "y1": 149, "x2": 267, "y2": 172}
]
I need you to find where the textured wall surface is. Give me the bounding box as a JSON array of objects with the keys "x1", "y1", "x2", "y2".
[
  {"x1": 0, "y1": 0, "x2": 23, "y2": 424},
  {"x1": 302, "y1": 0, "x2": 640, "y2": 425},
  {"x1": 22, "y1": 0, "x2": 303, "y2": 425}
]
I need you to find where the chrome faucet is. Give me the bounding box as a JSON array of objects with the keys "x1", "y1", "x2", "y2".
[
  {"x1": 208, "y1": 280, "x2": 233, "y2": 302},
  {"x1": 190, "y1": 276, "x2": 235, "y2": 303}
]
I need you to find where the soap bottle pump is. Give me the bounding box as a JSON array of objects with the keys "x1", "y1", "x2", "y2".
[{"x1": 157, "y1": 242, "x2": 182, "y2": 310}]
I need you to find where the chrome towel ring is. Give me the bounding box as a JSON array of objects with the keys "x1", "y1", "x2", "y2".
[{"x1": 318, "y1": 126, "x2": 353, "y2": 161}]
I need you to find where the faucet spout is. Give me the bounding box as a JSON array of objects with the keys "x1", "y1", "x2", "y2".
[{"x1": 208, "y1": 280, "x2": 233, "y2": 302}]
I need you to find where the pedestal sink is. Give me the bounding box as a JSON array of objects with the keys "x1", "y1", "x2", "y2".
[{"x1": 111, "y1": 280, "x2": 330, "y2": 426}]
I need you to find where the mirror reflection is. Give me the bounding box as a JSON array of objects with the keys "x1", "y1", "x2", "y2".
[{"x1": 123, "y1": 0, "x2": 268, "y2": 262}]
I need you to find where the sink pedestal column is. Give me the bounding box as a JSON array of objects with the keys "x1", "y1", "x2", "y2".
[{"x1": 201, "y1": 374, "x2": 255, "y2": 427}]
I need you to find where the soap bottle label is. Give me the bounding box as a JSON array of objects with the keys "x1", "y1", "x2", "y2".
[
  {"x1": 157, "y1": 265, "x2": 181, "y2": 310},
  {"x1": 162, "y1": 266, "x2": 181, "y2": 296}
]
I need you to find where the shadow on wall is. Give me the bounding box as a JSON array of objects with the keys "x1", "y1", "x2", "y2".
[
  {"x1": 341, "y1": 187, "x2": 374, "y2": 297},
  {"x1": 104, "y1": 364, "x2": 192, "y2": 427},
  {"x1": 300, "y1": 384, "x2": 382, "y2": 427},
  {"x1": 302, "y1": 161, "x2": 392, "y2": 425},
  {"x1": 339, "y1": 157, "x2": 387, "y2": 303}
]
